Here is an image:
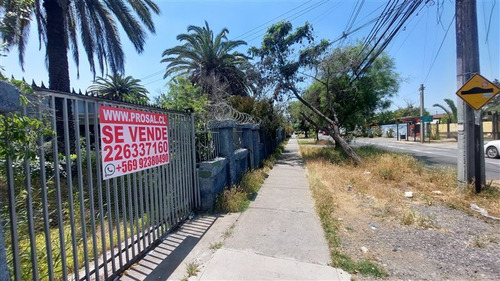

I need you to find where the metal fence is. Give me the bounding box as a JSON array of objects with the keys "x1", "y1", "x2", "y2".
[
  {"x1": 0, "y1": 89, "x2": 199, "y2": 280},
  {"x1": 195, "y1": 131, "x2": 220, "y2": 163}
]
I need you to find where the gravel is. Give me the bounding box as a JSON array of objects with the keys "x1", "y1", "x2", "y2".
[{"x1": 340, "y1": 200, "x2": 500, "y2": 280}]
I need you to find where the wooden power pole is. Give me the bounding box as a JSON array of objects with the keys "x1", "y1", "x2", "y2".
[
  {"x1": 420, "y1": 84, "x2": 425, "y2": 143},
  {"x1": 455, "y1": 0, "x2": 485, "y2": 190}
]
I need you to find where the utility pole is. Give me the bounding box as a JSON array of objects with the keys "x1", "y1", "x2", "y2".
[
  {"x1": 420, "y1": 84, "x2": 425, "y2": 143},
  {"x1": 456, "y1": 0, "x2": 485, "y2": 190}
]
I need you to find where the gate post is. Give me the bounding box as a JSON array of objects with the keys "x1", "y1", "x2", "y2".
[
  {"x1": 189, "y1": 110, "x2": 201, "y2": 209},
  {"x1": 217, "y1": 121, "x2": 237, "y2": 185},
  {"x1": 241, "y1": 125, "x2": 253, "y2": 169}
]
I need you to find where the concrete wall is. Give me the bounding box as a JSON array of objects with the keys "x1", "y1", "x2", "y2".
[
  {"x1": 197, "y1": 122, "x2": 284, "y2": 211},
  {"x1": 198, "y1": 158, "x2": 229, "y2": 211}
]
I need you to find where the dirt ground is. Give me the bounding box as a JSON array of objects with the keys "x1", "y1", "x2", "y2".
[{"x1": 332, "y1": 184, "x2": 500, "y2": 280}]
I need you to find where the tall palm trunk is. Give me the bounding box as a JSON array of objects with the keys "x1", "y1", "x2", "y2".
[
  {"x1": 44, "y1": 0, "x2": 70, "y2": 92},
  {"x1": 44, "y1": 0, "x2": 75, "y2": 153}
]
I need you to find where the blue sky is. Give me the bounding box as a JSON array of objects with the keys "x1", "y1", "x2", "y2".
[{"x1": 1, "y1": 0, "x2": 498, "y2": 113}]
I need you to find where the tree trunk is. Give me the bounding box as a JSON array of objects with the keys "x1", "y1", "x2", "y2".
[
  {"x1": 289, "y1": 86, "x2": 362, "y2": 165},
  {"x1": 44, "y1": 0, "x2": 75, "y2": 153},
  {"x1": 44, "y1": 0, "x2": 70, "y2": 92}
]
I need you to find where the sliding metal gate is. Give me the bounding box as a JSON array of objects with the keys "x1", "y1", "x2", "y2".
[{"x1": 0, "y1": 89, "x2": 200, "y2": 280}]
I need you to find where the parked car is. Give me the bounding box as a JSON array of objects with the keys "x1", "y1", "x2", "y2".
[{"x1": 484, "y1": 140, "x2": 500, "y2": 158}]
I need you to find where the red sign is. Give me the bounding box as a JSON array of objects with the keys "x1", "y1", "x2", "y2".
[{"x1": 99, "y1": 106, "x2": 169, "y2": 180}]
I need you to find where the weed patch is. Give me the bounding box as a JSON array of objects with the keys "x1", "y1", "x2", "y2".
[
  {"x1": 209, "y1": 241, "x2": 223, "y2": 250},
  {"x1": 215, "y1": 142, "x2": 285, "y2": 213},
  {"x1": 185, "y1": 261, "x2": 200, "y2": 277}
]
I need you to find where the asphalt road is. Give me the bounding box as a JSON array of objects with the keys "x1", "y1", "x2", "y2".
[{"x1": 349, "y1": 137, "x2": 500, "y2": 180}]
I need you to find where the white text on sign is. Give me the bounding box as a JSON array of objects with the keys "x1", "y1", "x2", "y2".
[{"x1": 99, "y1": 106, "x2": 169, "y2": 180}]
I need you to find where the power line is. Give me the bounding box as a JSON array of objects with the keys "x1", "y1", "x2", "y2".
[
  {"x1": 423, "y1": 14, "x2": 455, "y2": 83},
  {"x1": 139, "y1": 69, "x2": 164, "y2": 81},
  {"x1": 233, "y1": 0, "x2": 314, "y2": 40},
  {"x1": 241, "y1": 0, "x2": 329, "y2": 42},
  {"x1": 353, "y1": 0, "x2": 427, "y2": 80},
  {"x1": 143, "y1": 76, "x2": 165, "y2": 86},
  {"x1": 309, "y1": 1, "x2": 342, "y2": 25},
  {"x1": 244, "y1": 0, "x2": 330, "y2": 43}
]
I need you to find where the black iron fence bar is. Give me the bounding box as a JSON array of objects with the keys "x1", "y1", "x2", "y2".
[
  {"x1": 93, "y1": 101, "x2": 109, "y2": 280},
  {"x1": 180, "y1": 116, "x2": 188, "y2": 217},
  {"x1": 73, "y1": 99, "x2": 90, "y2": 280},
  {"x1": 50, "y1": 96, "x2": 69, "y2": 281},
  {"x1": 84, "y1": 100, "x2": 100, "y2": 281},
  {"x1": 120, "y1": 178, "x2": 128, "y2": 265},
  {"x1": 38, "y1": 101, "x2": 55, "y2": 281},
  {"x1": 173, "y1": 115, "x2": 180, "y2": 223},
  {"x1": 132, "y1": 172, "x2": 140, "y2": 256},
  {"x1": 63, "y1": 98, "x2": 80, "y2": 281},
  {"x1": 195, "y1": 130, "x2": 221, "y2": 163},
  {"x1": 190, "y1": 111, "x2": 199, "y2": 209},
  {"x1": 127, "y1": 173, "x2": 135, "y2": 260},
  {"x1": 23, "y1": 103, "x2": 39, "y2": 281},
  {"x1": 113, "y1": 177, "x2": 123, "y2": 269},
  {"x1": 6, "y1": 148, "x2": 20, "y2": 280}
]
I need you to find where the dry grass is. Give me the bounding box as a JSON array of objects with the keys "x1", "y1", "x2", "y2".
[
  {"x1": 302, "y1": 144, "x2": 500, "y2": 278},
  {"x1": 307, "y1": 164, "x2": 386, "y2": 277},
  {"x1": 301, "y1": 145, "x2": 500, "y2": 218},
  {"x1": 297, "y1": 139, "x2": 334, "y2": 146}
]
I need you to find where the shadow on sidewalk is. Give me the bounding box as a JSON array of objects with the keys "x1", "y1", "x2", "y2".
[
  {"x1": 275, "y1": 149, "x2": 304, "y2": 167},
  {"x1": 121, "y1": 216, "x2": 217, "y2": 281}
]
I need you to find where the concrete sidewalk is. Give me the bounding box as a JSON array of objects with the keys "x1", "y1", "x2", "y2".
[{"x1": 197, "y1": 138, "x2": 350, "y2": 280}]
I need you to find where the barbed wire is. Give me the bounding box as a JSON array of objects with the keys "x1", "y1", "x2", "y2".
[{"x1": 198, "y1": 102, "x2": 261, "y2": 129}]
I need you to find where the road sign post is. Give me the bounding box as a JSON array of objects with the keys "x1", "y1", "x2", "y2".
[
  {"x1": 456, "y1": 73, "x2": 499, "y2": 192},
  {"x1": 456, "y1": 73, "x2": 500, "y2": 110}
]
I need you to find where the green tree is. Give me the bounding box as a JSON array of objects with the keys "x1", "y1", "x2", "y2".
[
  {"x1": 228, "y1": 95, "x2": 285, "y2": 139},
  {"x1": 303, "y1": 44, "x2": 399, "y2": 132},
  {"x1": 433, "y1": 98, "x2": 457, "y2": 122},
  {"x1": 154, "y1": 75, "x2": 208, "y2": 114},
  {"x1": 250, "y1": 22, "x2": 397, "y2": 164},
  {"x1": 161, "y1": 21, "x2": 250, "y2": 98},
  {"x1": 287, "y1": 101, "x2": 315, "y2": 138},
  {"x1": 372, "y1": 110, "x2": 396, "y2": 125},
  {"x1": 88, "y1": 74, "x2": 149, "y2": 103},
  {"x1": 393, "y1": 102, "x2": 429, "y2": 118}
]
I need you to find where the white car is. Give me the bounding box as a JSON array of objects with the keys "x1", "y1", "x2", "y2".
[{"x1": 484, "y1": 140, "x2": 500, "y2": 159}]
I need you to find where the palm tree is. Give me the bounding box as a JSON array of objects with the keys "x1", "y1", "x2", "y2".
[
  {"x1": 433, "y1": 98, "x2": 457, "y2": 122},
  {"x1": 1, "y1": 0, "x2": 159, "y2": 152},
  {"x1": 1, "y1": 0, "x2": 160, "y2": 92},
  {"x1": 88, "y1": 74, "x2": 149, "y2": 103},
  {"x1": 433, "y1": 98, "x2": 457, "y2": 138},
  {"x1": 161, "y1": 21, "x2": 250, "y2": 98}
]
